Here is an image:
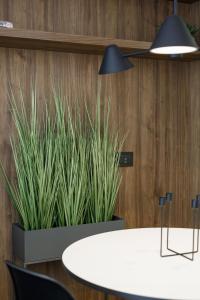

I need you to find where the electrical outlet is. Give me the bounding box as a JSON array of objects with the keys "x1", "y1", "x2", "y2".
[{"x1": 119, "y1": 152, "x2": 133, "y2": 167}]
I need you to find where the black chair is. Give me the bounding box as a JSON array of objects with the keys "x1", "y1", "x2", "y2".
[{"x1": 6, "y1": 261, "x2": 75, "y2": 300}]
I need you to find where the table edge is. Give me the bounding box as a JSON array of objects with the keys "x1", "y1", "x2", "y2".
[
  {"x1": 62, "y1": 228, "x2": 195, "y2": 300},
  {"x1": 62, "y1": 258, "x2": 169, "y2": 300}
]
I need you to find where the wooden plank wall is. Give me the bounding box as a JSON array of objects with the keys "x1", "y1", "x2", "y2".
[{"x1": 0, "y1": 0, "x2": 199, "y2": 300}]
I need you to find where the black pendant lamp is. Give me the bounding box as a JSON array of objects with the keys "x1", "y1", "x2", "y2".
[
  {"x1": 150, "y1": 0, "x2": 198, "y2": 54},
  {"x1": 99, "y1": 44, "x2": 133, "y2": 75},
  {"x1": 98, "y1": 46, "x2": 148, "y2": 75},
  {"x1": 99, "y1": 0, "x2": 198, "y2": 75}
]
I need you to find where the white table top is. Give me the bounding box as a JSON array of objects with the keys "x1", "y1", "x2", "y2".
[{"x1": 62, "y1": 228, "x2": 200, "y2": 300}]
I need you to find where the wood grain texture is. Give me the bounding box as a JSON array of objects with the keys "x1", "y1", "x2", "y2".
[
  {"x1": 0, "y1": 29, "x2": 199, "y2": 61},
  {"x1": 0, "y1": 28, "x2": 151, "y2": 55},
  {"x1": 0, "y1": 1, "x2": 199, "y2": 300}
]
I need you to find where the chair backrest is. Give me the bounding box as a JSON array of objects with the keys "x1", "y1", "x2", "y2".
[{"x1": 6, "y1": 261, "x2": 75, "y2": 300}]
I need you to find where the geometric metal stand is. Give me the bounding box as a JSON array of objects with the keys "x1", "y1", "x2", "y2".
[{"x1": 159, "y1": 193, "x2": 200, "y2": 261}]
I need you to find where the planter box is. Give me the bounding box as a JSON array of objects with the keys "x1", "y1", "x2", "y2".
[{"x1": 12, "y1": 216, "x2": 124, "y2": 265}]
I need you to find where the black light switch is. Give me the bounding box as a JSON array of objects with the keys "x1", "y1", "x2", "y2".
[{"x1": 119, "y1": 152, "x2": 133, "y2": 167}]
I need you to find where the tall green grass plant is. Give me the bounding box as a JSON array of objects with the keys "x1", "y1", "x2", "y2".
[{"x1": 1, "y1": 89, "x2": 122, "y2": 230}]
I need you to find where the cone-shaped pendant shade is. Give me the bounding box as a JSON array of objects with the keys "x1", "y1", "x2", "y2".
[
  {"x1": 99, "y1": 45, "x2": 133, "y2": 75},
  {"x1": 150, "y1": 15, "x2": 198, "y2": 54}
]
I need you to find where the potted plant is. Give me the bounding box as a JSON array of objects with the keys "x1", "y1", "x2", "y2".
[
  {"x1": 1, "y1": 89, "x2": 124, "y2": 265},
  {"x1": 186, "y1": 23, "x2": 200, "y2": 42}
]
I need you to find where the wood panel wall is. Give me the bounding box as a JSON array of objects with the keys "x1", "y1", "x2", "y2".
[{"x1": 0, "y1": 1, "x2": 199, "y2": 300}]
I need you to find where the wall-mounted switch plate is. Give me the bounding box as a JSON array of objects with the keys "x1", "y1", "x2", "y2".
[{"x1": 119, "y1": 152, "x2": 133, "y2": 167}]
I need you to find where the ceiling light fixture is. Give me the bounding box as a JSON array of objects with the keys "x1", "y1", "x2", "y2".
[
  {"x1": 99, "y1": 45, "x2": 148, "y2": 75},
  {"x1": 150, "y1": 0, "x2": 198, "y2": 55},
  {"x1": 99, "y1": 0, "x2": 198, "y2": 75}
]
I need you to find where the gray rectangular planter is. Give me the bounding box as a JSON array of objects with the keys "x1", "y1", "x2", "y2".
[{"x1": 12, "y1": 216, "x2": 124, "y2": 265}]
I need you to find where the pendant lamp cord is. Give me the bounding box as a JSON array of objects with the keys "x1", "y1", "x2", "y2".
[{"x1": 173, "y1": 0, "x2": 178, "y2": 15}]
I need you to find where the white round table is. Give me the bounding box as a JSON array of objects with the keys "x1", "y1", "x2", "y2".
[{"x1": 62, "y1": 228, "x2": 200, "y2": 300}]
